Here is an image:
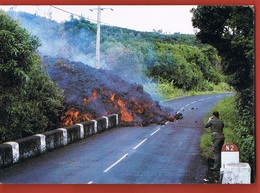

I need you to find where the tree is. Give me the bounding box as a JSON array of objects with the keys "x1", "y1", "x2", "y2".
[
  {"x1": 0, "y1": 11, "x2": 64, "y2": 142},
  {"x1": 146, "y1": 42, "x2": 222, "y2": 91},
  {"x1": 191, "y1": 6, "x2": 255, "y2": 177},
  {"x1": 191, "y1": 6, "x2": 254, "y2": 93}
]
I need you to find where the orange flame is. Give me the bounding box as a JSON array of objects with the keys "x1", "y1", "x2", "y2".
[
  {"x1": 118, "y1": 99, "x2": 133, "y2": 122},
  {"x1": 62, "y1": 108, "x2": 93, "y2": 126},
  {"x1": 111, "y1": 93, "x2": 115, "y2": 101}
]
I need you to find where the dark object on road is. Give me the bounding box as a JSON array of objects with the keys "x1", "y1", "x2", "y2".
[{"x1": 175, "y1": 112, "x2": 183, "y2": 120}]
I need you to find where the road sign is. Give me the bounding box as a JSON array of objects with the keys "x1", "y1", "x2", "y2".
[
  {"x1": 221, "y1": 142, "x2": 239, "y2": 168},
  {"x1": 221, "y1": 142, "x2": 239, "y2": 152}
]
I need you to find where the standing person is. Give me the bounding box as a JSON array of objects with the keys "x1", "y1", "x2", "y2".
[{"x1": 205, "y1": 111, "x2": 225, "y2": 171}]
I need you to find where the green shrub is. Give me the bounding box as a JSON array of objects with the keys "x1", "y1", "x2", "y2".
[{"x1": 0, "y1": 11, "x2": 64, "y2": 142}]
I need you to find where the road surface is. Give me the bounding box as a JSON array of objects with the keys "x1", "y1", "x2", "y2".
[{"x1": 0, "y1": 93, "x2": 233, "y2": 184}]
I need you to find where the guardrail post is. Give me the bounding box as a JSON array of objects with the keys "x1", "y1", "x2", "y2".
[
  {"x1": 34, "y1": 134, "x2": 46, "y2": 153},
  {"x1": 4, "y1": 142, "x2": 19, "y2": 163},
  {"x1": 102, "y1": 116, "x2": 109, "y2": 129},
  {"x1": 57, "y1": 128, "x2": 68, "y2": 146},
  {"x1": 75, "y1": 124, "x2": 84, "y2": 139},
  {"x1": 91, "y1": 120, "x2": 98, "y2": 134},
  {"x1": 114, "y1": 114, "x2": 119, "y2": 125}
]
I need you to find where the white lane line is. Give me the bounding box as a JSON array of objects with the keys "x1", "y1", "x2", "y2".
[
  {"x1": 163, "y1": 121, "x2": 169, "y2": 127},
  {"x1": 191, "y1": 101, "x2": 197, "y2": 104},
  {"x1": 185, "y1": 104, "x2": 190, "y2": 107},
  {"x1": 206, "y1": 97, "x2": 213, "y2": 99},
  {"x1": 150, "y1": 128, "x2": 161, "y2": 136},
  {"x1": 103, "y1": 153, "x2": 128, "y2": 173},
  {"x1": 180, "y1": 107, "x2": 184, "y2": 111},
  {"x1": 87, "y1": 181, "x2": 94, "y2": 184},
  {"x1": 199, "y1": 98, "x2": 205, "y2": 101},
  {"x1": 133, "y1": 138, "x2": 148, "y2": 150}
]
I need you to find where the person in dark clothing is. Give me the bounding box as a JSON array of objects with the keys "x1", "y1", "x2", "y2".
[{"x1": 205, "y1": 111, "x2": 225, "y2": 171}]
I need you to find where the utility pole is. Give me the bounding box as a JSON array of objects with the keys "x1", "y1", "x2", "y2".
[
  {"x1": 95, "y1": 6, "x2": 101, "y2": 69},
  {"x1": 90, "y1": 6, "x2": 113, "y2": 69}
]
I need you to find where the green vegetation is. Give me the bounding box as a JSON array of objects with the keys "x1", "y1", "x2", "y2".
[
  {"x1": 146, "y1": 43, "x2": 222, "y2": 92},
  {"x1": 0, "y1": 11, "x2": 65, "y2": 143},
  {"x1": 1, "y1": 9, "x2": 227, "y2": 143},
  {"x1": 8, "y1": 10, "x2": 225, "y2": 96},
  {"x1": 200, "y1": 96, "x2": 236, "y2": 158},
  {"x1": 1, "y1": 7, "x2": 254, "y2": 174},
  {"x1": 144, "y1": 78, "x2": 230, "y2": 101},
  {"x1": 201, "y1": 95, "x2": 254, "y2": 166},
  {"x1": 8, "y1": 10, "x2": 227, "y2": 98},
  {"x1": 192, "y1": 6, "x2": 255, "y2": 175}
]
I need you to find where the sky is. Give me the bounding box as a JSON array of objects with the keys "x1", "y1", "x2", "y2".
[{"x1": 0, "y1": 5, "x2": 196, "y2": 34}]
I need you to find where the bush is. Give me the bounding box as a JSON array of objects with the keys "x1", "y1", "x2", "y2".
[
  {"x1": 0, "y1": 11, "x2": 64, "y2": 142},
  {"x1": 155, "y1": 78, "x2": 185, "y2": 100}
]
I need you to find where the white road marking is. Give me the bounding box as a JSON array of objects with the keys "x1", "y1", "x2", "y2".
[
  {"x1": 163, "y1": 121, "x2": 169, "y2": 127},
  {"x1": 87, "y1": 181, "x2": 94, "y2": 184},
  {"x1": 103, "y1": 153, "x2": 128, "y2": 173},
  {"x1": 133, "y1": 138, "x2": 148, "y2": 150},
  {"x1": 150, "y1": 128, "x2": 161, "y2": 136},
  {"x1": 101, "y1": 95, "x2": 224, "y2": 175}
]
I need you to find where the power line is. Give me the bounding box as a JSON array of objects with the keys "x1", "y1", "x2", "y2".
[
  {"x1": 50, "y1": 5, "x2": 113, "y2": 69},
  {"x1": 49, "y1": 5, "x2": 114, "y2": 26}
]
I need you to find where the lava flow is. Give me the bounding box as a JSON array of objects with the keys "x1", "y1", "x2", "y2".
[{"x1": 43, "y1": 57, "x2": 175, "y2": 127}]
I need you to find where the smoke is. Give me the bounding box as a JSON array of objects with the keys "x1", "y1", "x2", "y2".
[{"x1": 7, "y1": 10, "x2": 162, "y2": 101}]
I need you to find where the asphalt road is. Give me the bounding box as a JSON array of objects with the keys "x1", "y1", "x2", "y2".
[{"x1": 0, "y1": 93, "x2": 233, "y2": 184}]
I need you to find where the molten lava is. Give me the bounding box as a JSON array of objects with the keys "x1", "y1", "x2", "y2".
[
  {"x1": 61, "y1": 108, "x2": 93, "y2": 127},
  {"x1": 118, "y1": 99, "x2": 133, "y2": 122},
  {"x1": 43, "y1": 57, "x2": 175, "y2": 127}
]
